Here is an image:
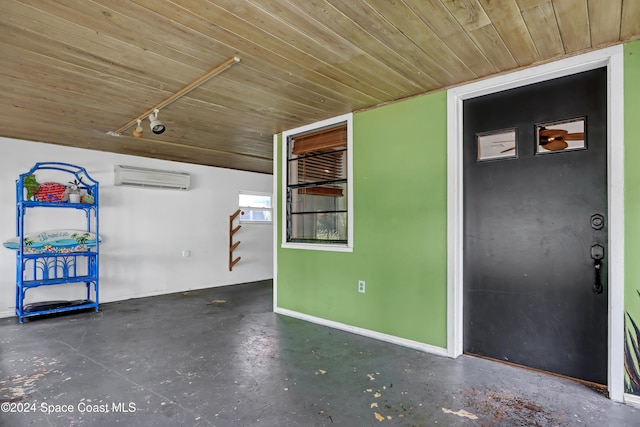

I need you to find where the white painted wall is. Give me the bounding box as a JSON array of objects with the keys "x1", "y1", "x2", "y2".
[{"x1": 0, "y1": 137, "x2": 273, "y2": 318}]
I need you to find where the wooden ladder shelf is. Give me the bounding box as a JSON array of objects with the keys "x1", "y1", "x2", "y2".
[{"x1": 229, "y1": 209, "x2": 244, "y2": 271}]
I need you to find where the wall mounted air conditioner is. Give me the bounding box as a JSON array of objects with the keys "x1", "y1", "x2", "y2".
[{"x1": 114, "y1": 165, "x2": 191, "y2": 190}]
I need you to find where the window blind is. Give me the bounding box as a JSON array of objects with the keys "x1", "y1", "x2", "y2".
[
  {"x1": 291, "y1": 123, "x2": 346, "y2": 196},
  {"x1": 291, "y1": 124, "x2": 347, "y2": 155}
]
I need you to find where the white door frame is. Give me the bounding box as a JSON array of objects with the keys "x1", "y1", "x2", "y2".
[{"x1": 446, "y1": 45, "x2": 625, "y2": 402}]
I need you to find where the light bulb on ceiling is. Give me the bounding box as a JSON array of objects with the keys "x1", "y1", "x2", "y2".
[
  {"x1": 148, "y1": 109, "x2": 165, "y2": 134},
  {"x1": 132, "y1": 119, "x2": 143, "y2": 138}
]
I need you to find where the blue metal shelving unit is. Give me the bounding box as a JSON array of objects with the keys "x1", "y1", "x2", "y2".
[{"x1": 14, "y1": 162, "x2": 99, "y2": 323}]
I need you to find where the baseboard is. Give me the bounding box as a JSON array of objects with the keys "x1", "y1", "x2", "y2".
[
  {"x1": 274, "y1": 307, "x2": 449, "y2": 357},
  {"x1": 0, "y1": 309, "x2": 15, "y2": 319},
  {"x1": 0, "y1": 280, "x2": 273, "y2": 320},
  {"x1": 624, "y1": 393, "x2": 640, "y2": 408}
]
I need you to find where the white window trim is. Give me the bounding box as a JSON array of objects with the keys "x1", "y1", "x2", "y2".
[
  {"x1": 239, "y1": 190, "x2": 273, "y2": 224},
  {"x1": 281, "y1": 113, "x2": 354, "y2": 252}
]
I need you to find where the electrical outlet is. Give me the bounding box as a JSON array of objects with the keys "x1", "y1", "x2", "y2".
[{"x1": 358, "y1": 280, "x2": 366, "y2": 293}]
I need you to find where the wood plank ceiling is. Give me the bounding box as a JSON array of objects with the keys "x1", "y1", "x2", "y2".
[{"x1": 1, "y1": 0, "x2": 639, "y2": 174}]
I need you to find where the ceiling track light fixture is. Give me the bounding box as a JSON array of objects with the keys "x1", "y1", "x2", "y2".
[
  {"x1": 108, "y1": 56, "x2": 240, "y2": 139},
  {"x1": 148, "y1": 109, "x2": 165, "y2": 134},
  {"x1": 132, "y1": 119, "x2": 143, "y2": 138}
]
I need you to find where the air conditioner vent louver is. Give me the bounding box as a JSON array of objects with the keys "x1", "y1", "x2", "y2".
[{"x1": 114, "y1": 165, "x2": 191, "y2": 190}]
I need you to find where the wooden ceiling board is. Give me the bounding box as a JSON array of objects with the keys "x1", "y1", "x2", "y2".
[
  {"x1": 270, "y1": 0, "x2": 447, "y2": 94},
  {"x1": 284, "y1": 0, "x2": 441, "y2": 89},
  {"x1": 0, "y1": 4, "x2": 198, "y2": 97},
  {"x1": 184, "y1": 0, "x2": 392, "y2": 102},
  {"x1": 134, "y1": 0, "x2": 380, "y2": 107},
  {"x1": 109, "y1": 138, "x2": 274, "y2": 171},
  {"x1": 150, "y1": 102, "x2": 274, "y2": 157},
  {"x1": 478, "y1": 0, "x2": 539, "y2": 66},
  {"x1": 189, "y1": 76, "x2": 328, "y2": 128},
  {"x1": 2, "y1": 1, "x2": 181, "y2": 79},
  {"x1": 441, "y1": 0, "x2": 518, "y2": 70},
  {"x1": 621, "y1": 0, "x2": 640, "y2": 40},
  {"x1": 1, "y1": 0, "x2": 639, "y2": 173},
  {"x1": 0, "y1": 76, "x2": 135, "y2": 144},
  {"x1": 587, "y1": 0, "x2": 622, "y2": 47},
  {"x1": 325, "y1": 0, "x2": 460, "y2": 86},
  {"x1": 442, "y1": 0, "x2": 492, "y2": 32},
  {"x1": 236, "y1": 5, "x2": 409, "y2": 100},
  {"x1": 514, "y1": 0, "x2": 543, "y2": 8},
  {"x1": 518, "y1": 1, "x2": 565, "y2": 58},
  {"x1": 244, "y1": 0, "x2": 423, "y2": 96},
  {"x1": 361, "y1": 0, "x2": 478, "y2": 83},
  {"x1": 404, "y1": 0, "x2": 497, "y2": 76},
  {"x1": 202, "y1": 58, "x2": 352, "y2": 120},
  {"x1": 552, "y1": 0, "x2": 591, "y2": 52},
  {"x1": 0, "y1": 48, "x2": 148, "y2": 113},
  {"x1": 51, "y1": 0, "x2": 229, "y2": 67},
  {"x1": 468, "y1": 24, "x2": 519, "y2": 70}
]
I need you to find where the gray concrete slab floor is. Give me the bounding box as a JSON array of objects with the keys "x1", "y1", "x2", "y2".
[{"x1": 0, "y1": 280, "x2": 638, "y2": 426}]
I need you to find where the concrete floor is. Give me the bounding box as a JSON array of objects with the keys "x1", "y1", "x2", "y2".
[{"x1": 0, "y1": 280, "x2": 637, "y2": 427}]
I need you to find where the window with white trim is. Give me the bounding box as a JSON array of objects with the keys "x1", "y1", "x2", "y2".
[
  {"x1": 282, "y1": 114, "x2": 353, "y2": 250},
  {"x1": 239, "y1": 192, "x2": 272, "y2": 223}
]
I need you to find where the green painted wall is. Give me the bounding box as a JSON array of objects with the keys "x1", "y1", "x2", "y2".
[
  {"x1": 277, "y1": 92, "x2": 449, "y2": 347},
  {"x1": 277, "y1": 40, "x2": 640, "y2": 367},
  {"x1": 624, "y1": 39, "x2": 640, "y2": 396}
]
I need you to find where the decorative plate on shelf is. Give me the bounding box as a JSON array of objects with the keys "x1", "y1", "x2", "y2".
[{"x1": 3, "y1": 229, "x2": 101, "y2": 253}]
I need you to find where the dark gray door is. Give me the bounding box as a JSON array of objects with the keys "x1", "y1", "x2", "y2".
[{"x1": 463, "y1": 68, "x2": 608, "y2": 385}]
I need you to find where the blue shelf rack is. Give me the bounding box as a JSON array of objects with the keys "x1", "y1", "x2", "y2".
[{"x1": 14, "y1": 162, "x2": 99, "y2": 322}]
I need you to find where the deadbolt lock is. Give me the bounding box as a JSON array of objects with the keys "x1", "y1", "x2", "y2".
[{"x1": 591, "y1": 213, "x2": 605, "y2": 230}]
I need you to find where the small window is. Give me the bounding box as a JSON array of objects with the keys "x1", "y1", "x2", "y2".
[
  {"x1": 476, "y1": 128, "x2": 517, "y2": 161},
  {"x1": 239, "y1": 192, "x2": 272, "y2": 223},
  {"x1": 535, "y1": 117, "x2": 586, "y2": 154},
  {"x1": 282, "y1": 113, "x2": 353, "y2": 251}
]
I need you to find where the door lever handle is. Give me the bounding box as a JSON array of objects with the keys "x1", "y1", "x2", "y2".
[
  {"x1": 593, "y1": 259, "x2": 603, "y2": 294},
  {"x1": 591, "y1": 244, "x2": 604, "y2": 295}
]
